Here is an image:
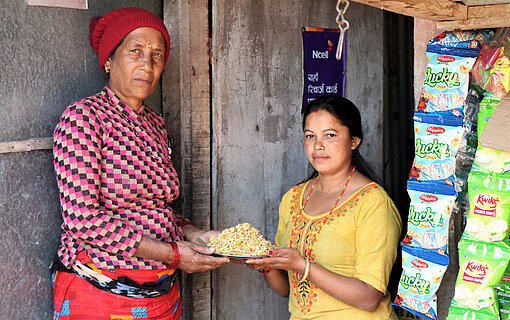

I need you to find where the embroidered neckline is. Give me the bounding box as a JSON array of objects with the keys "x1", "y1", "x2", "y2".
[{"x1": 299, "y1": 181, "x2": 376, "y2": 219}]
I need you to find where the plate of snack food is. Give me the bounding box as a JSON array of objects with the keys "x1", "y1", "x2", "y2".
[{"x1": 207, "y1": 223, "x2": 274, "y2": 260}]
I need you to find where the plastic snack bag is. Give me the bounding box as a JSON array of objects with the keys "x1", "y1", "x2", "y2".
[
  {"x1": 472, "y1": 146, "x2": 510, "y2": 176},
  {"x1": 446, "y1": 238, "x2": 510, "y2": 320},
  {"x1": 463, "y1": 171, "x2": 510, "y2": 243},
  {"x1": 497, "y1": 291, "x2": 510, "y2": 320},
  {"x1": 471, "y1": 28, "x2": 510, "y2": 97},
  {"x1": 477, "y1": 92, "x2": 501, "y2": 137},
  {"x1": 497, "y1": 265, "x2": 510, "y2": 320},
  {"x1": 410, "y1": 113, "x2": 464, "y2": 185},
  {"x1": 431, "y1": 30, "x2": 493, "y2": 49},
  {"x1": 394, "y1": 246, "x2": 449, "y2": 320},
  {"x1": 403, "y1": 181, "x2": 456, "y2": 256},
  {"x1": 416, "y1": 38, "x2": 480, "y2": 117}
]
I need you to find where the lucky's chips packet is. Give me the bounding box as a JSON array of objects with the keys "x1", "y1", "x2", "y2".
[
  {"x1": 410, "y1": 113, "x2": 464, "y2": 186},
  {"x1": 463, "y1": 171, "x2": 510, "y2": 243},
  {"x1": 394, "y1": 246, "x2": 449, "y2": 320},
  {"x1": 416, "y1": 39, "x2": 481, "y2": 117},
  {"x1": 429, "y1": 30, "x2": 493, "y2": 50},
  {"x1": 403, "y1": 181, "x2": 456, "y2": 256},
  {"x1": 446, "y1": 238, "x2": 510, "y2": 320}
]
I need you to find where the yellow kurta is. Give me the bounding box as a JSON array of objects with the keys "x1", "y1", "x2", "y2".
[{"x1": 275, "y1": 181, "x2": 402, "y2": 319}]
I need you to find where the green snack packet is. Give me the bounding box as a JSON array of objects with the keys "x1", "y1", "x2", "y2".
[
  {"x1": 498, "y1": 290, "x2": 510, "y2": 320},
  {"x1": 497, "y1": 263, "x2": 510, "y2": 294},
  {"x1": 463, "y1": 171, "x2": 510, "y2": 243},
  {"x1": 446, "y1": 238, "x2": 510, "y2": 319},
  {"x1": 472, "y1": 146, "x2": 510, "y2": 176},
  {"x1": 478, "y1": 92, "x2": 500, "y2": 137}
]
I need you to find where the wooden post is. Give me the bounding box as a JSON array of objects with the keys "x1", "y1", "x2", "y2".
[
  {"x1": 163, "y1": 1, "x2": 211, "y2": 319},
  {"x1": 187, "y1": 2, "x2": 212, "y2": 318}
]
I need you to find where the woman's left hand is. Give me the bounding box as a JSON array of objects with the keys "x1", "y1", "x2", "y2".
[{"x1": 245, "y1": 248, "x2": 307, "y2": 274}]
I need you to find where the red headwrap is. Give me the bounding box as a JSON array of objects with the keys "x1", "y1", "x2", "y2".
[{"x1": 89, "y1": 7, "x2": 171, "y2": 73}]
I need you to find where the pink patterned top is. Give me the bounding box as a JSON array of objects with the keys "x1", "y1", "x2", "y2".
[{"x1": 53, "y1": 86, "x2": 184, "y2": 270}]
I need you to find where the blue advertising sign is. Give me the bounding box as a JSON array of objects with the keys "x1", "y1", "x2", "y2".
[{"x1": 302, "y1": 27, "x2": 346, "y2": 113}]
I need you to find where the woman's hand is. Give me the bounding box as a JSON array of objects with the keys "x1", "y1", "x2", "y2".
[
  {"x1": 245, "y1": 248, "x2": 307, "y2": 274},
  {"x1": 181, "y1": 225, "x2": 221, "y2": 245},
  {"x1": 176, "y1": 241, "x2": 229, "y2": 273},
  {"x1": 195, "y1": 229, "x2": 221, "y2": 244}
]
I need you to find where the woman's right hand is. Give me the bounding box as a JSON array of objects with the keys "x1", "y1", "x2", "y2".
[{"x1": 176, "y1": 241, "x2": 229, "y2": 273}]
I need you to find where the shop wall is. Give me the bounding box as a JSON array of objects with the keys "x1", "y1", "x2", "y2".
[
  {"x1": 0, "y1": 1, "x2": 163, "y2": 318},
  {"x1": 211, "y1": 1, "x2": 384, "y2": 319}
]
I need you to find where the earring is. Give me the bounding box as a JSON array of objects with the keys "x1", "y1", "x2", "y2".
[{"x1": 104, "y1": 65, "x2": 110, "y2": 73}]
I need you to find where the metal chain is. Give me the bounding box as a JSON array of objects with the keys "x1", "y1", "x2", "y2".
[{"x1": 335, "y1": 0, "x2": 350, "y2": 60}]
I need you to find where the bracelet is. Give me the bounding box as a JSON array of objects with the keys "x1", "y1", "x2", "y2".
[
  {"x1": 258, "y1": 268, "x2": 272, "y2": 274},
  {"x1": 169, "y1": 242, "x2": 180, "y2": 270},
  {"x1": 297, "y1": 258, "x2": 310, "y2": 283}
]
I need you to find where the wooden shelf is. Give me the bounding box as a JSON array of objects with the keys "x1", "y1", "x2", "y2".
[{"x1": 351, "y1": 0, "x2": 510, "y2": 30}]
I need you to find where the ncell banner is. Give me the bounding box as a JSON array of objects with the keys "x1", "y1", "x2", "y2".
[{"x1": 302, "y1": 27, "x2": 346, "y2": 113}]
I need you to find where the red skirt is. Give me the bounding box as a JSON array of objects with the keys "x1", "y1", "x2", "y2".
[{"x1": 53, "y1": 254, "x2": 181, "y2": 320}]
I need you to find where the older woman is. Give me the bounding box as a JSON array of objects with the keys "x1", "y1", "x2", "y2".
[
  {"x1": 51, "y1": 7, "x2": 228, "y2": 319},
  {"x1": 246, "y1": 95, "x2": 402, "y2": 319}
]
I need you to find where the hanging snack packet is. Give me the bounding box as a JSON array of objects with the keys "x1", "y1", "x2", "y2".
[
  {"x1": 446, "y1": 238, "x2": 510, "y2": 320},
  {"x1": 472, "y1": 45, "x2": 510, "y2": 98},
  {"x1": 403, "y1": 181, "x2": 456, "y2": 256},
  {"x1": 430, "y1": 30, "x2": 492, "y2": 49},
  {"x1": 472, "y1": 146, "x2": 510, "y2": 176},
  {"x1": 497, "y1": 291, "x2": 510, "y2": 320},
  {"x1": 497, "y1": 264, "x2": 510, "y2": 320},
  {"x1": 478, "y1": 92, "x2": 501, "y2": 137},
  {"x1": 497, "y1": 263, "x2": 510, "y2": 294},
  {"x1": 416, "y1": 41, "x2": 480, "y2": 116},
  {"x1": 410, "y1": 113, "x2": 464, "y2": 186},
  {"x1": 394, "y1": 246, "x2": 449, "y2": 320},
  {"x1": 463, "y1": 171, "x2": 510, "y2": 243}
]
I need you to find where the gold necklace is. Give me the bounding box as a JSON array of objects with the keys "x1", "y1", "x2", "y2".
[{"x1": 302, "y1": 166, "x2": 356, "y2": 215}]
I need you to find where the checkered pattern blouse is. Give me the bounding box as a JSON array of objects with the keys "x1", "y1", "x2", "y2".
[{"x1": 53, "y1": 86, "x2": 185, "y2": 270}]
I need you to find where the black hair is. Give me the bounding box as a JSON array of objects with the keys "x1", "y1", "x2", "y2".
[{"x1": 302, "y1": 94, "x2": 377, "y2": 183}]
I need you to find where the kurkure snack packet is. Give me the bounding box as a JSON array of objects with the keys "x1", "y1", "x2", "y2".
[
  {"x1": 403, "y1": 181, "x2": 456, "y2": 256},
  {"x1": 446, "y1": 238, "x2": 510, "y2": 320},
  {"x1": 463, "y1": 171, "x2": 510, "y2": 243},
  {"x1": 416, "y1": 39, "x2": 480, "y2": 117},
  {"x1": 410, "y1": 113, "x2": 464, "y2": 186},
  {"x1": 477, "y1": 92, "x2": 501, "y2": 137},
  {"x1": 394, "y1": 246, "x2": 449, "y2": 320}
]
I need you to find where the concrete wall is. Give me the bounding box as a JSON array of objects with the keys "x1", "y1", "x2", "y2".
[
  {"x1": 0, "y1": 1, "x2": 162, "y2": 318},
  {"x1": 211, "y1": 1, "x2": 384, "y2": 319}
]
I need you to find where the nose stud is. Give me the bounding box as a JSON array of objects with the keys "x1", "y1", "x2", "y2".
[{"x1": 318, "y1": 146, "x2": 324, "y2": 150}]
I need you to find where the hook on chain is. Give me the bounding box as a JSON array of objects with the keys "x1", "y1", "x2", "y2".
[{"x1": 335, "y1": 0, "x2": 350, "y2": 60}]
